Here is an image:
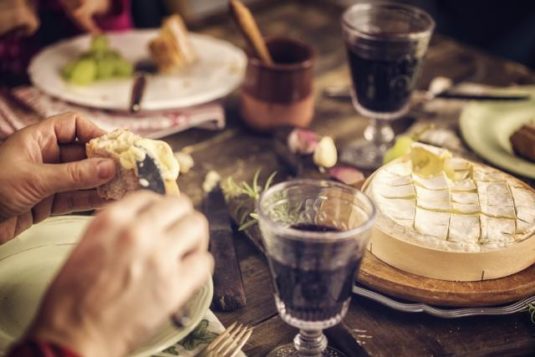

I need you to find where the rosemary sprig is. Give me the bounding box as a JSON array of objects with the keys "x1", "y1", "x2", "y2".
[{"x1": 221, "y1": 170, "x2": 277, "y2": 231}]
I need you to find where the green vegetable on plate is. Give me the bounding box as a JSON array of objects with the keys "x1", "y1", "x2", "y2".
[
  {"x1": 69, "y1": 58, "x2": 97, "y2": 85},
  {"x1": 62, "y1": 35, "x2": 133, "y2": 85}
]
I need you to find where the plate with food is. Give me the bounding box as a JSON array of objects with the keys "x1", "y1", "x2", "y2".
[
  {"x1": 0, "y1": 216, "x2": 213, "y2": 357},
  {"x1": 459, "y1": 87, "x2": 535, "y2": 179},
  {"x1": 28, "y1": 15, "x2": 246, "y2": 111},
  {"x1": 358, "y1": 143, "x2": 535, "y2": 306}
]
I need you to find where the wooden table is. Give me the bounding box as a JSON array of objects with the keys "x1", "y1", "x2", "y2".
[
  {"x1": 3, "y1": 0, "x2": 535, "y2": 355},
  {"x1": 170, "y1": 1, "x2": 535, "y2": 356}
]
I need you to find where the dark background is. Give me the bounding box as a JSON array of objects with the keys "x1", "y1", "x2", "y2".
[{"x1": 131, "y1": 0, "x2": 535, "y2": 69}]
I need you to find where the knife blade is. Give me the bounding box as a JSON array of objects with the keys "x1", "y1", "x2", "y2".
[
  {"x1": 435, "y1": 91, "x2": 531, "y2": 101},
  {"x1": 134, "y1": 149, "x2": 165, "y2": 194},
  {"x1": 204, "y1": 183, "x2": 247, "y2": 311}
]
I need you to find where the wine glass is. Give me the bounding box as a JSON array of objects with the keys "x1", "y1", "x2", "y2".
[
  {"x1": 257, "y1": 179, "x2": 376, "y2": 356},
  {"x1": 340, "y1": 2, "x2": 435, "y2": 169}
]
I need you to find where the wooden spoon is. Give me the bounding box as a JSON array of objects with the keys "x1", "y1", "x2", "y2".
[{"x1": 229, "y1": 0, "x2": 273, "y2": 65}]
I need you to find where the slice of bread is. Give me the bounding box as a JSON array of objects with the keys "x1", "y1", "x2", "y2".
[
  {"x1": 86, "y1": 129, "x2": 180, "y2": 199},
  {"x1": 149, "y1": 14, "x2": 197, "y2": 73}
]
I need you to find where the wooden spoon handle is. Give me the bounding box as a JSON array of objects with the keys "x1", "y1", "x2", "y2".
[{"x1": 229, "y1": 0, "x2": 273, "y2": 65}]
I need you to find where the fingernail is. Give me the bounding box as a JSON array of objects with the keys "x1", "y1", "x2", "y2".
[{"x1": 97, "y1": 159, "x2": 116, "y2": 179}]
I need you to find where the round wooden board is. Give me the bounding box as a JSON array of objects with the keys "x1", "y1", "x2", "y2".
[{"x1": 356, "y1": 253, "x2": 535, "y2": 307}]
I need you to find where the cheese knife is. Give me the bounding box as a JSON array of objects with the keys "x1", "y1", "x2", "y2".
[{"x1": 135, "y1": 149, "x2": 166, "y2": 194}]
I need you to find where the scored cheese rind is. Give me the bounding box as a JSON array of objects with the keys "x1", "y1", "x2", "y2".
[
  {"x1": 364, "y1": 143, "x2": 535, "y2": 281},
  {"x1": 369, "y1": 157, "x2": 535, "y2": 252}
]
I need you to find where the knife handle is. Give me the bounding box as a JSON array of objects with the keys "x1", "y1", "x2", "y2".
[{"x1": 130, "y1": 74, "x2": 146, "y2": 113}]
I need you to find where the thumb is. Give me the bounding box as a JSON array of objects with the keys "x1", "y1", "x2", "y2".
[{"x1": 40, "y1": 158, "x2": 116, "y2": 195}]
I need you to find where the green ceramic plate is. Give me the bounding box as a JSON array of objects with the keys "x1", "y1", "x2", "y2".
[
  {"x1": 460, "y1": 87, "x2": 535, "y2": 179},
  {"x1": 0, "y1": 216, "x2": 213, "y2": 357}
]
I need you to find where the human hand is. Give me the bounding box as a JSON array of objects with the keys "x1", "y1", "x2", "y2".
[
  {"x1": 59, "y1": 0, "x2": 111, "y2": 34},
  {"x1": 0, "y1": 112, "x2": 116, "y2": 243},
  {"x1": 0, "y1": 0, "x2": 39, "y2": 38},
  {"x1": 28, "y1": 191, "x2": 213, "y2": 357}
]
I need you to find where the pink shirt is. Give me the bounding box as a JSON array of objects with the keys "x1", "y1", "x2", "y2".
[{"x1": 0, "y1": 0, "x2": 132, "y2": 83}]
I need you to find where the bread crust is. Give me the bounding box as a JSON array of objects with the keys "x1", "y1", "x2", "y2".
[{"x1": 86, "y1": 138, "x2": 180, "y2": 200}]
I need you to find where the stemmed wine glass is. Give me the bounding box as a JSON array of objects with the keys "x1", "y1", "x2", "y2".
[
  {"x1": 340, "y1": 2, "x2": 435, "y2": 169},
  {"x1": 257, "y1": 179, "x2": 376, "y2": 356}
]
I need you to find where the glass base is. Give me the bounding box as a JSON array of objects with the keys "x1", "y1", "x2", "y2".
[
  {"x1": 340, "y1": 138, "x2": 388, "y2": 170},
  {"x1": 275, "y1": 296, "x2": 349, "y2": 330},
  {"x1": 267, "y1": 344, "x2": 346, "y2": 357}
]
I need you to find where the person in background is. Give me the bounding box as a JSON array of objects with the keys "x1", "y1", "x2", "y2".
[
  {"x1": 0, "y1": 0, "x2": 132, "y2": 85},
  {"x1": 0, "y1": 112, "x2": 213, "y2": 356}
]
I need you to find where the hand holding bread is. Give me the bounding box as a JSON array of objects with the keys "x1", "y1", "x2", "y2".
[{"x1": 0, "y1": 112, "x2": 116, "y2": 243}]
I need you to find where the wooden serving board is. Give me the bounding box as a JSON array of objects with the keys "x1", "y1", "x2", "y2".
[
  {"x1": 357, "y1": 253, "x2": 535, "y2": 307},
  {"x1": 227, "y1": 194, "x2": 535, "y2": 308},
  {"x1": 226, "y1": 158, "x2": 535, "y2": 309}
]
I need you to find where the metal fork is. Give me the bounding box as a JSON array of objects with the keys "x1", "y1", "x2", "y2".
[{"x1": 198, "y1": 322, "x2": 253, "y2": 357}]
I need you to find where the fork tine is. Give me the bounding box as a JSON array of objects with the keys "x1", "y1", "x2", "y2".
[
  {"x1": 199, "y1": 322, "x2": 238, "y2": 356},
  {"x1": 209, "y1": 322, "x2": 238, "y2": 351},
  {"x1": 219, "y1": 325, "x2": 249, "y2": 356},
  {"x1": 228, "y1": 326, "x2": 253, "y2": 357},
  {"x1": 197, "y1": 323, "x2": 253, "y2": 357},
  {"x1": 214, "y1": 324, "x2": 245, "y2": 354}
]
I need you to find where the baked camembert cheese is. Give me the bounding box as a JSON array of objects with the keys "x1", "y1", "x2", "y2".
[
  {"x1": 86, "y1": 129, "x2": 180, "y2": 199},
  {"x1": 365, "y1": 143, "x2": 535, "y2": 281}
]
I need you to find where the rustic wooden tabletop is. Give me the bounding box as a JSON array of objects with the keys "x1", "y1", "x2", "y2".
[
  {"x1": 2, "y1": 0, "x2": 535, "y2": 355},
  {"x1": 171, "y1": 1, "x2": 535, "y2": 356}
]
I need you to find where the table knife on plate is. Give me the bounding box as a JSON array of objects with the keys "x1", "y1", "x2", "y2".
[{"x1": 129, "y1": 60, "x2": 158, "y2": 113}]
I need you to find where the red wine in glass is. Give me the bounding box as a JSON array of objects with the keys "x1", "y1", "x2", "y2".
[
  {"x1": 257, "y1": 180, "x2": 376, "y2": 357},
  {"x1": 346, "y1": 38, "x2": 423, "y2": 114},
  {"x1": 268, "y1": 224, "x2": 362, "y2": 322},
  {"x1": 340, "y1": 3, "x2": 434, "y2": 169}
]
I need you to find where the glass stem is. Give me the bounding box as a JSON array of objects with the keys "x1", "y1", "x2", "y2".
[
  {"x1": 293, "y1": 329, "x2": 327, "y2": 356},
  {"x1": 364, "y1": 118, "x2": 395, "y2": 148}
]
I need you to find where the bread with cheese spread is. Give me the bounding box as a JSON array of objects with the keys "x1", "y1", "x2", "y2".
[
  {"x1": 86, "y1": 129, "x2": 180, "y2": 199},
  {"x1": 149, "y1": 14, "x2": 197, "y2": 73}
]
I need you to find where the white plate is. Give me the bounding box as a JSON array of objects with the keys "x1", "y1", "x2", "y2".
[
  {"x1": 28, "y1": 30, "x2": 246, "y2": 111},
  {"x1": 0, "y1": 216, "x2": 213, "y2": 357}
]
